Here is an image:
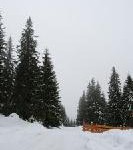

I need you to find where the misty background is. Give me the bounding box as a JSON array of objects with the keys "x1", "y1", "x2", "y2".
[{"x1": 0, "y1": 0, "x2": 133, "y2": 119}]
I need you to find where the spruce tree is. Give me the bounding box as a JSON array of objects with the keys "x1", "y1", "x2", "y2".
[
  {"x1": 40, "y1": 49, "x2": 61, "y2": 127},
  {"x1": 107, "y1": 67, "x2": 122, "y2": 126},
  {"x1": 100, "y1": 92, "x2": 107, "y2": 124},
  {"x1": 86, "y1": 79, "x2": 96, "y2": 124},
  {"x1": 95, "y1": 83, "x2": 106, "y2": 124},
  {"x1": 12, "y1": 18, "x2": 40, "y2": 121},
  {"x1": 122, "y1": 75, "x2": 133, "y2": 126},
  {"x1": 86, "y1": 79, "x2": 106, "y2": 124},
  {"x1": 3, "y1": 37, "x2": 15, "y2": 115},
  {"x1": 60, "y1": 104, "x2": 67, "y2": 126},
  {"x1": 77, "y1": 91, "x2": 87, "y2": 125},
  {"x1": 0, "y1": 13, "x2": 8, "y2": 114}
]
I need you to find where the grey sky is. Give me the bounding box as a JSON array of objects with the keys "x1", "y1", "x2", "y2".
[{"x1": 1, "y1": 0, "x2": 133, "y2": 119}]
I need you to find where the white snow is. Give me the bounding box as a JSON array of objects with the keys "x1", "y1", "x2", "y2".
[{"x1": 0, "y1": 114, "x2": 133, "y2": 150}]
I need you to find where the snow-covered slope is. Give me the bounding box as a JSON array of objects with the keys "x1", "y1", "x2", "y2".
[{"x1": 0, "y1": 114, "x2": 133, "y2": 150}]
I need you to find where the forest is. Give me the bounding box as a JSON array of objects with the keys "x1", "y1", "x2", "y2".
[
  {"x1": 77, "y1": 67, "x2": 133, "y2": 127},
  {"x1": 0, "y1": 13, "x2": 74, "y2": 127},
  {"x1": 0, "y1": 12, "x2": 133, "y2": 128}
]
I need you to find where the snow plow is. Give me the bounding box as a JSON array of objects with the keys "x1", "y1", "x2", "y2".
[{"x1": 83, "y1": 123, "x2": 131, "y2": 133}]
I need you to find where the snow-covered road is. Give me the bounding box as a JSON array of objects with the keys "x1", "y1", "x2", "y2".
[{"x1": 0, "y1": 114, "x2": 133, "y2": 150}]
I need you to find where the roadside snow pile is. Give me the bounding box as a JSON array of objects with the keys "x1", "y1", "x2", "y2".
[
  {"x1": 83, "y1": 129, "x2": 133, "y2": 150},
  {"x1": 0, "y1": 114, "x2": 133, "y2": 150}
]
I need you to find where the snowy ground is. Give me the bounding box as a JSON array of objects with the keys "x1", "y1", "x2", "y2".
[{"x1": 0, "y1": 114, "x2": 133, "y2": 150}]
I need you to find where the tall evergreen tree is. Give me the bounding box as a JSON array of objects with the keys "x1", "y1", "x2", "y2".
[
  {"x1": 12, "y1": 18, "x2": 40, "y2": 120},
  {"x1": 0, "y1": 13, "x2": 8, "y2": 114},
  {"x1": 95, "y1": 83, "x2": 107, "y2": 124},
  {"x1": 122, "y1": 75, "x2": 133, "y2": 126},
  {"x1": 3, "y1": 37, "x2": 15, "y2": 115},
  {"x1": 86, "y1": 79, "x2": 106, "y2": 124},
  {"x1": 77, "y1": 91, "x2": 87, "y2": 125},
  {"x1": 86, "y1": 79, "x2": 96, "y2": 124},
  {"x1": 107, "y1": 67, "x2": 122, "y2": 126},
  {"x1": 40, "y1": 49, "x2": 61, "y2": 127},
  {"x1": 100, "y1": 92, "x2": 107, "y2": 124}
]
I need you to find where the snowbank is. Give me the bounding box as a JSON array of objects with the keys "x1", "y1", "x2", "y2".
[{"x1": 0, "y1": 114, "x2": 133, "y2": 150}]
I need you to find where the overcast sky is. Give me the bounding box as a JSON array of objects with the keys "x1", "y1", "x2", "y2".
[{"x1": 1, "y1": 0, "x2": 133, "y2": 119}]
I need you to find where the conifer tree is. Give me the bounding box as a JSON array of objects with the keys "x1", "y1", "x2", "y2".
[
  {"x1": 122, "y1": 75, "x2": 133, "y2": 126},
  {"x1": 95, "y1": 83, "x2": 107, "y2": 124},
  {"x1": 86, "y1": 79, "x2": 96, "y2": 124},
  {"x1": 100, "y1": 92, "x2": 107, "y2": 124},
  {"x1": 3, "y1": 37, "x2": 15, "y2": 115},
  {"x1": 12, "y1": 18, "x2": 40, "y2": 120},
  {"x1": 0, "y1": 13, "x2": 8, "y2": 114},
  {"x1": 60, "y1": 104, "x2": 67, "y2": 126},
  {"x1": 86, "y1": 79, "x2": 106, "y2": 124},
  {"x1": 107, "y1": 67, "x2": 122, "y2": 126},
  {"x1": 77, "y1": 91, "x2": 87, "y2": 125},
  {"x1": 40, "y1": 49, "x2": 61, "y2": 127}
]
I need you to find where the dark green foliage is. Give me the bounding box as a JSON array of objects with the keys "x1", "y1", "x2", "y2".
[
  {"x1": 0, "y1": 13, "x2": 71, "y2": 127},
  {"x1": 0, "y1": 13, "x2": 8, "y2": 114},
  {"x1": 40, "y1": 49, "x2": 61, "y2": 127},
  {"x1": 100, "y1": 93, "x2": 107, "y2": 124},
  {"x1": 77, "y1": 91, "x2": 87, "y2": 125},
  {"x1": 12, "y1": 18, "x2": 40, "y2": 121},
  {"x1": 107, "y1": 67, "x2": 122, "y2": 126},
  {"x1": 86, "y1": 79, "x2": 106, "y2": 124},
  {"x1": 122, "y1": 75, "x2": 133, "y2": 127},
  {"x1": 77, "y1": 79, "x2": 106, "y2": 126},
  {"x1": 2, "y1": 16, "x2": 62, "y2": 127},
  {"x1": 77, "y1": 68, "x2": 133, "y2": 127},
  {"x1": 3, "y1": 37, "x2": 15, "y2": 115},
  {"x1": 60, "y1": 104, "x2": 67, "y2": 125}
]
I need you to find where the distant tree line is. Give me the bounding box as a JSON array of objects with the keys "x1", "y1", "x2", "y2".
[
  {"x1": 60, "y1": 104, "x2": 76, "y2": 127},
  {"x1": 77, "y1": 67, "x2": 133, "y2": 127},
  {"x1": 0, "y1": 13, "x2": 68, "y2": 127}
]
